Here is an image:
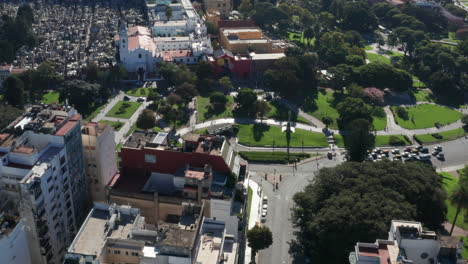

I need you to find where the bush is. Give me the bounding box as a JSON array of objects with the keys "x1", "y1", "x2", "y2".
[
  {"x1": 362, "y1": 87, "x2": 385, "y2": 106},
  {"x1": 389, "y1": 135, "x2": 405, "y2": 145},
  {"x1": 462, "y1": 114, "x2": 468, "y2": 128},
  {"x1": 395, "y1": 106, "x2": 408, "y2": 120}
]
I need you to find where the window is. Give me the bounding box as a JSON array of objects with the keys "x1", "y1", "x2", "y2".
[
  {"x1": 60, "y1": 156, "x2": 66, "y2": 165},
  {"x1": 131, "y1": 252, "x2": 139, "y2": 256},
  {"x1": 126, "y1": 251, "x2": 129, "y2": 255},
  {"x1": 138, "y1": 54, "x2": 142, "y2": 59},
  {"x1": 144, "y1": 154, "x2": 156, "y2": 163},
  {"x1": 123, "y1": 39, "x2": 126, "y2": 44},
  {"x1": 114, "y1": 250, "x2": 121, "y2": 255}
]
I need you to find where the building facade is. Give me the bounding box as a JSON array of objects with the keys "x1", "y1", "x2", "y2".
[
  {"x1": 203, "y1": 0, "x2": 232, "y2": 19},
  {"x1": 0, "y1": 215, "x2": 33, "y2": 264},
  {"x1": 0, "y1": 104, "x2": 89, "y2": 264},
  {"x1": 81, "y1": 122, "x2": 118, "y2": 202}
]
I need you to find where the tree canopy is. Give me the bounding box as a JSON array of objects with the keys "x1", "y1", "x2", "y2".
[
  {"x1": 292, "y1": 161, "x2": 447, "y2": 264},
  {"x1": 0, "y1": 104, "x2": 23, "y2": 131},
  {"x1": 247, "y1": 225, "x2": 273, "y2": 261},
  {"x1": 4, "y1": 75, "x2": 25, "y2": 107},
  {"x1": 59, "y1": 80, "x2": 100, "y2": 112},
  {"x1": 136, "y1": 109, "x2": 157, "y2": 130}
]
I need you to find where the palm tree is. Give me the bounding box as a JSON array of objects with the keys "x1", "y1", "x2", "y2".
[{"x1": 449, "y1": 170, "x2": 468, "y2": 235}]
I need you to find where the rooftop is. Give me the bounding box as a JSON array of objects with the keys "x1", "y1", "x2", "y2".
[
  {"x1": 82, "y1": 122, "x2": 109, "y2": 136},
  {"x1": 0, "y1": 213, "x2": 19, "y2": 238},
  {"x1": 124, "y1": 130, "x2": 170, "y2": 149},
  {"x1": 68, "y1": 203, "x2": 142, "y2": 256},
  {"x1": 356, "y1": 240, "x2": 399, "y2": 264}
]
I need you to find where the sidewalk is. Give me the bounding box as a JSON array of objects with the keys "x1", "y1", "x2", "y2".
[{"x1": 244, "y1": 176, "x2": 262, "y2": 264}]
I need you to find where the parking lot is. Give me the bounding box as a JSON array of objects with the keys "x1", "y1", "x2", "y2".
[{"x1": 366, "y1": 145, "x2": 446, "y2": 164}]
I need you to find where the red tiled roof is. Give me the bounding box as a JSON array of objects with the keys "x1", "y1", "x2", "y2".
[
  {"x1": 108, "y1": 172, "x2": 121, "y2": 187},
  {"x1": 185, "y1": 170, "x2": 205, "y2": 180},
  {"x1": 162, "y1": 50, "x2": 191, "y2": 61},
  {"x1": 55, "y1": 120, "x2": 77, "y2": 136},
  {"x1": 70, "y1": 114, "x2": 81, "y2": 121}
]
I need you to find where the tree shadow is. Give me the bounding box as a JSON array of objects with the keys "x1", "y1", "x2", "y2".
[
  {"x1": 270, "y1": 101, "x2": 299, "y2": 121},
  {"x1": 206, "y1": 104, "x2": 227, "y2": 118},
  {"x1": 252, "y1": 123, "x2": 269, "y2": 142}
]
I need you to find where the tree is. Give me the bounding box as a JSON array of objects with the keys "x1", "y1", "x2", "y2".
[
  {"x1": 341, "y1": 1, "x2": 377, "y2": 33},
  {"x1": 356, "y1": 63, "x2": 413, "y2": 91},
  {"x1": 362, "y1": 87, "x2": 385, "y2": 106},
  {"x1": 4, "y1": 75, "x2": 25, "y2": 107},
  {"x1": 344, "y1": 119, "x2": 375, "y2": 161},
  {"x1": 321, "y1": 116, "x2": 333, "y2": 128},
  {"x1": 449, "y1": 167, "x2": 468, "y2": 235},
  {"x1": 0, "y1": 104, "x2": 23, "y2": 131},
  {"x1": 239, "y1": 0, "x2": 253, "y2": 18},
  {"x1": 462, "y1": 114, "x2": 468, "y2": 129},
  {"x1": 375, "y1": 33, "x2": 385, "y2": 49},
  {"x1": 247, "y1": 225, "x2": 273, "y2": 262},
  {"x1": 209, "y1": 92, "x2": 228, "y2": 110},
  {"x1": 0, "y1": 40, "x2": 14, "y2": 63},
  {"x1": 219, "y1": 76, "x2": 233, "y2": 92},
  {"x1": 85, "y1": 63, "x2": 99, "y2": 83},
  {"x1": 196, "y1": 61, "x2": 214, "y2": 80},
  {"x1": 165, "y1": 6, "x2": 173, "y2": 21},
  {"x1": 31, "y1": 62, "x2": 62, "y2": 91},
  {"x1": 166, "y1": 93, "x2": 183, "y2": 105},
  {"x1": 59, "y1": 80, "x2": 99, "y2": 112},
  {"x1": 336, "y1": 97, "x2": 372, "y2": 127},
  {"x1": 174, "y1": 82, "x2": 198, "y2": 103},
  {"x1": 255, "y1": 100, "x2": 271, "y2": 122},
  {"x1": 136, "y1": 109, "x2": 156, "y2": 130},
  {"x1": 235, "y1": 88, "x2": 257, "y2": 114},
  {"x1": 292, "y1": 161, "x2": 447, "y2": 263}
]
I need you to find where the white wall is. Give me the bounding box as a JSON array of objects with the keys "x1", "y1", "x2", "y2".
[{"x1": 0, "y1": 220, "x2": 33, "y2": 264}]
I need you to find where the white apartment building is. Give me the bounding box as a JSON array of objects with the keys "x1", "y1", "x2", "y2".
[
  {"x1": 81, "y1": 122, "x2": 117, "y2": 202},
  {"x1": 0, "y1": 104, "x2": 89, "y2": 264},
  {"x1": 0, "y1": 215, "x2": 33, "y2": 264}
]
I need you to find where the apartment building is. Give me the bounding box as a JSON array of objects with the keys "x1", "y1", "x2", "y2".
[
  {"x1": 218, "y1": 27, "x2": 289, "y2": 55},
  {"x1": 0, "y1": 213, "x2": 33, "y2": 264},
  {"x1": 81, "y1": 122, "x2": 117, "y2": 202},
  {"x1": 0, "y1": 104, "x2": 89, "y2": 264}
]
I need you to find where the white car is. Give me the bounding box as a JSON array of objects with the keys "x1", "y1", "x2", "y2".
[
  {"x1": 434, "y1": 145, "x2": 443, "y2": 151},
  {"x1": 261, "y1": 209, "x2": 267, "y2": 217},
  {"x1": 262, "y1": 204, "x2": 268, "y2": 210},
  {"x1": 391, "y1": 149, "x2": 400, "y2": 154},
  {"x1": 263, "y1": 196, "x2": 268, "y2": 204}
]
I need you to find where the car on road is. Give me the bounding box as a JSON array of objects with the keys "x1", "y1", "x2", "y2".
[
  {"x1": 411, "y1": 148, "x2": 419, "y2": 154},
  {"x1": 391, "y1": 149, "x2": 400, "y2": 154},
  {"x1": 137, "y1": 97, "x2": 145, "y2": 102},
  {"x1": 262, "y1": 204, "x2": 268, "y2": 210},
  {"x1": 435, "y1": 145, "x2": 443, "y2": 151},
  {"x1": 327, "y1": 152, "x2": 333, "y2": 160},
  {"x1": 418, "y1": 154, "x2": 431, "y2": 161},
  {"x1": 432, "y1": 151, "x2": 439, "y2": 156},
  {"x1": 421, "y1": 147, "x2": 429, "y2": 154},
  {"x1": 123, "y1": 96, "x2": 130, "y2": 101},
  {"x1": 263, "y1": 196, "x2": 268, "y2": 204},
  {"x1": 393, "y1": 154, "x2": 402, "y2": 160},
  {"x1": 402, "y1": 152, "x2": 410, "y2": 158},
  {"x1": 404, "y1": 147, "x2": 412, "y2": 152},
  {"x1": 436, "y1": 153, "x2": 445, "y2": 160}
]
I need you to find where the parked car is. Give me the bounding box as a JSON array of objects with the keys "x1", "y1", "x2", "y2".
[
  {"x1": 327, "y1": 151, "x2": 333, "y2": 160},
  {"x1": 418, "y1": 154, "x2": 431, "y2": 161},
  {"x1": 262, "y1": 204, "x2": 268, "y2": 210},
  {"x1": 432, "y1": 151, "x2": 439, "y2": 156},
  {"x1": 137, "y1": 97, "x2": 145, "y2": 102},
  {"x1": 434, "y1": 145, "x2": 443, "y2": 151},
  {"x1": 391, "y1": 149, "x2": 400, "y2": 154},
  {"x1": 411, "y1": 148, "x2": 419, "y2": 154},
  {"x1": 436, "y1": 153, "x2": 445, "y2": 160},
  {"x1": 393, "y1": 154, "x2": 402, "y2": 160},
  {"x1": 263, "y1": 196, "x2": 268, "y2": 204},
  {"x1": 404, "y1": 147, "x2": 412, "y2": 152},
  {"x1": 123, "y1": 95, "x2": 130, "y2": 101},
  {"x1": 261, "y1": 209, "x2": 267, "y2": 217},
  {"x1": 383, "y1": 150, "x2": 390, "y2": 156},
  {"x1": 421, "y1": 147, "x2": 429, "y2": 154},
  {"x1": 402, "y1": 152, "x2": 410, "y2": 158},
  {"x1": 416, "y1": 145, "x2": 423, "y2": 150}
]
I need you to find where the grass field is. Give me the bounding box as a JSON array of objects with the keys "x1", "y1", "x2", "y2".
[
  {"x1": 305, "y1": 91, "x2": 386, "y2": 130},
  {"x1": 411, "y1": 89, "x2": 433, "y2": 102},
  {"x1": 99, "y1": 120, "x2": 124, "y2": 131},
  {"x1": 333, "y1": 134, "x2": 410, "y2": 147},
  {"x1": 84, "y1": 103, "x2": 107, "y2": 121},
  {"x1": 235, "y1": 124, "x2": 328, "y2": 147},
  {"x1": 305, "y1": 91, "x2": 340, "y2": 129},
  {"x1": 127, "y1": 87, "x2": 151, "y2": 97},
  {"x1": 375, "y1": 135, "x2": 411, "y2": 146},
  {"x1": 197, "y1": 96, "x2": 235, "y2": 122},
  {"x1": 391, "y1": 104, "x2": 463, "y2": 129},
  {"x1": 239, "y1": 151, "x2": 312, "y2": 164},
  {"x1": 414, "y1": 128, "x2": 468, "y2": 144},
  {"x1": 106, "y1": 101, "x2": 142, "y2": 119},
  {"x1": 365, "y1": 45, "x2": 373, "y2": 51},
  {"x1": 40, "y1": 91, "x2": 61, "y2": 104},
  {"x1": 366, "y1": 52, "x2": 391, "y2": 64},
  {"x1": 439, "y1": 172, "x2": 468, "y2": 230}
]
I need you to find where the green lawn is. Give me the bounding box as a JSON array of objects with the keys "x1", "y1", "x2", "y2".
[
  {"x1": 305, "y1": 91, "x2": 340, "y2": 129},
  {"x1": 304, "y1": 91, "x2": 386, "y2": 130},
  {"x1": 366, "y1": 52, "x2": 391, "y2": 64},
  {"x1": 40, "y1": 91, "x2": 61, "y2": 104},
  {"x1": 460, "y1": 236, "x2": 468, "y2": 259},
  {"x1": 106, "y1": 101, "x2": 142, "y2": 119},
  {"x1": 365, "y1": 45, "x2": 373, "y2": 51},
  {"x1": 373, "y1": 115, "x2": 387, "y2": 131},
  {"x1": 391, "y1": 104, "x2": 463, "y2": 129},
  {"x1": 197, "y1": 96, "x2": 235, "y2": 122},
  {"x1": 235, "y1": 124, "x2": 328, "y2": 147},
  {"x1": 239, "y1": 151, "x2": 312, "y2": 164},
  {"x1": 99, "y1": 120, "x2": 124, "y2": 131},
  {"x1": 266, "y1": 101, "x2": 312, "y2": 124},
  {"x1": 414, "y1": 128, "x2": 468, "y2": 144},
  {"x1": 439, "y1": 172, "x2": 468, "y2": 230},
  {"x1": 333, "y1": 134, "x2": 410, "y2": 147},
  {"x1": 127, "y1": 87, "x2": 152, "y2": 97},
  {"x1": 411, "y1": 89, "x2": 433, "y2": 102},
  {"x1": 375, "y1": 135, "x2": 411, "y2": 146}
]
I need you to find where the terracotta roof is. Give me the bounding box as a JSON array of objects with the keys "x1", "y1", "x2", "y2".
[
  {"x1": 162, "y1": 50, "x2": 192, "y2": 61},
  {"x1": 128, "y1": 35, "x2": 157, "y2": 54},
  {"x1": 12, "y1": 147, "x2": 35, "y2": 155},
  {"x1": 218, "y1": 19, "x2": 256, "y2": 29},
  {"x1": 55, "y1": 120, "x2": 77, "y2": 136},
  {"x1": 185, "y1": 170, "x2": 205, "y2": 180},
  {"x1": 128, "y1": 26, "x2": 152, "y2": 37}
]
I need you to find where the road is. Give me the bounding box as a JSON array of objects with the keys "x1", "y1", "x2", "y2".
[{"x1": 246, "y1": 136, "x2": 468, "y2": 264}]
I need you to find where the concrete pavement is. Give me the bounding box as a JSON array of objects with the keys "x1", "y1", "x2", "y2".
[{"x1": 244, "y1": 178, "x2": 263, "y2": 264}]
